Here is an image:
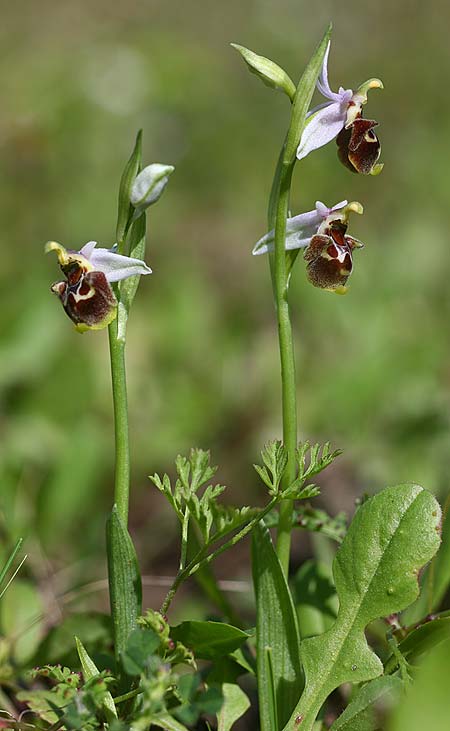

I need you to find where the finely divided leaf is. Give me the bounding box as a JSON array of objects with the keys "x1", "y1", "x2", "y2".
[
  {"x1": 252, "y1": 521, "x2": 302, "y2": 731},
  {"x1": 284, "y1": 483, "x2": 441, "y2": 731}
]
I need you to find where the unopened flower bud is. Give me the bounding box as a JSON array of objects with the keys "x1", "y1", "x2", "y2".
[
  {"x1": 130, "y1": 164, "x2": 174, "y2": 212},
  {"x1": 231, "y1": 44, "x2": 296, "y2": 101}
]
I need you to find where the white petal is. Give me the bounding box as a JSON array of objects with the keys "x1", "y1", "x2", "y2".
[
  {"x1": 88, "y1": 247, "x2": 152, "y2": 281},
  {"x1": 316, "y1": 41, "x2": 335, "y2": 99},
  {"x1": 79, "y1": 241, "x2": 97, "y2": 260},
  {"x1": 253, "y1": 208, "x2": 322, "y2": 255},
  {"x1": 296, "y1": 101, "x2": 347, "y2": 160}
]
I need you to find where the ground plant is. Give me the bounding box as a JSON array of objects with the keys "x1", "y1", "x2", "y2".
[{"x1": 1, "y1": 20, "x2": 450, "y2": 731}]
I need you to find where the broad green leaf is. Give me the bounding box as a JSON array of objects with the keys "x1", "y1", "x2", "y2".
[
  {"x1": 121, "y1": 627, "x2": 160, "y2": 675},
  {"x1": 116, "y1": 130, "x2": 142, "y2": 246},
  {"x1": 75, "y1": 636, "x2": 117, "y2": 722},
  {"x1": 217, "y1": 682, "x2": 250, "y2": 731},
  {"x1": 330, "y1": 676, "x2": 403, "y2": 731},
  {"x1": 106, "y1": 506, "x2": 142, "y2": 668},
  {"x1": 170, "y1": 620, "x2": 248, "y2": 660},
  {"x1": 284, "y1": 484, "x2": 441, "y2": 731},
  {"x1": 252, "y1": 521, "x2": 302, "y2": 731},
  {"x1": 292, "y1": 560, "x2": 338, "y2": 639},
  {"x1": 403, "y1": 498, "x2": 450, "y2": 623},
  {"x1": 389, "y1": 639, "x2": 450, "y2": 731}
]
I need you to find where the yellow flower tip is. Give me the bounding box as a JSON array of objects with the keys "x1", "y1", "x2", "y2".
[
  {"x1": 74, "y1": 305, "x2": 117, "y2": 334},
  {"x1": 45, "y1": 240, "x2": 70, "y2": 265},
  {"x1": 333, "y1": 285, "x2": 348, "y2": 295},
  {"x1": 370, "y1": 162, "x2": 384, "y2": 176},
  {"x1": 343, "y1": 201, "x2": 364, "y2": 220}
]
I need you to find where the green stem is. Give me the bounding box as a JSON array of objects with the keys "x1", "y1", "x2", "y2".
[
  {"x1": 271, "y1": 160, "x2": 297, "y2": 578},
  {"x1": 108, "y1": 315, "x2": 130, "y2": 526},
  {"x1": 160, "y1": 495, "x2": 279, "y2": 614}
]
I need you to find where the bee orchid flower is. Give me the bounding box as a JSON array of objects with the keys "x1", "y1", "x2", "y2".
[
  {"x1": 46, "y1": 240, "x2": 152, "y2": 332},
  {"x1": 297, "y1": 42, "x2": 383, "y2": 175},
  {"x1": 253, "y1": 200, "x2": 364, "y2": 293}
]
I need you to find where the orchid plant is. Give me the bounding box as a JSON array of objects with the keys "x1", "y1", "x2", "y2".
[{"x1": 12, "y1": 23, "x2": 450, "y2": 731}]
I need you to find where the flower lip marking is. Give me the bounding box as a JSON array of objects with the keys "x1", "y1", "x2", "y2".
[
  {"x1": 46, "y1": 241, "x2": 152, "y2": 332},
  {"x1": 297, "y1": 41, "x2": 383, "y2": 175},
  {"x1": 304, "y1": 209, "x2": 364, "y2": 293}
]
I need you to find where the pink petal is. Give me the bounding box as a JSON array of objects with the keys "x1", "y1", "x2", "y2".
[{"x1": 297, "y1": 101, "x2": 347, "y2": 160}]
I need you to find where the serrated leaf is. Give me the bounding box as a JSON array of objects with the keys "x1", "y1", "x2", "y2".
[
  {"x1": 217, "y1": 682, "x2": 250, "y2": 731},
  {"x1": 283, "y1": 483, "x2": 441, "y2": 731},
  {"x1": 170, "y1": 621, "x2": 248, "y2": 660},
  {"x1": 75, "y1": 636, "x2": 117, "y2": 722},
  {"x1": 106, "y1": 506, "x2": 142, "y2": 670},
  {"x1": 330, "y1": 676, "x2": 403, "y2": 731},
  {"x1": 252, "y1": 521, "x2": 302, "y2": 731}
]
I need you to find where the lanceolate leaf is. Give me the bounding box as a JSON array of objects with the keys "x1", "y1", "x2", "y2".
[
  {"x1": 329, "y1": 676, "x2": 403, "y2": 731},
  {"x1": 75, "y1": 636, "x2": 117, "y2": 722},
  {"x1": 106, "y1": 506, "x2": 142, "y2": 669},
  {"x1": 252, "y1": 521, "x2": 302, "y2": 731},
  {"x1": 116, "y1": 130, "x2": 142, "y2": 247},
  {"x1": 283, "y1": 484, "x2": 441, "y2": 731}
]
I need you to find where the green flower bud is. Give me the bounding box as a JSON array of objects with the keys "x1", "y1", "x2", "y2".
[
  {"x1": 231, "y1": 44, "x2": 296, "y2": 101},
  {"x1": 130, "y1": 163, "x2": 174, "y2": 213}
]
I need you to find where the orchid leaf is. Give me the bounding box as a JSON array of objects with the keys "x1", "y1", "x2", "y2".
[
  {"x1": 283, "y1": 483, "x2": 441, "y2": 731},
  {"x1": 252, "y1": 521, "x2": 302, "y2": 731},
  {"x1": 106, "y1": 506, "x2": 142, "y2": 672},
  {"x1": 116, "y1": 130, "x2": 142, "y2": 246}
]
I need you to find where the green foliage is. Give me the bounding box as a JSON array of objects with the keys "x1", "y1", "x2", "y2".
[
  {"x1": 216, "y1": 681, "x2": 250, "y2": 731},
  {"x1": 385, "y1": 611, "x2": 450, "y2": 673},
  {"x1": 330, "y1": 676, "x2": 403, "y2": 731},
  {"x1": 76, "y1": 636, "x2": 118, "y2": 723},
  {"x1": 284, "y1": 483, "x2": 442, "y2": 731},
  {"x1": 106, "y1": 506, "x2": 142, "y2": 669},
  {"x1": 252, "y1": 521, "x2": 302, "y2": 731},
  {"x1": 170, "y1": 620, "x2": 248, "y2": 660},
  {"x1": 292, "y1": 560, "x2": 338, "y2": 640},
  {"x1": 116, "y1": 130, "x2": 142, "y2": 246},
  {"x1": 253, "y1": 440, "x2": 341, "y2": 500},
  {"x1": 389, "y1": 639, "x2": 450, "y2": 731}
]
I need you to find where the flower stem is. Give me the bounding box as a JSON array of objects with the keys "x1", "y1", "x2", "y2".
[
  {"x1": 271, "y1": 160, "x2": 297, "y2": 578},
  {"x1": 108, "y1": 315, "x2": 130, "y2": 526}
]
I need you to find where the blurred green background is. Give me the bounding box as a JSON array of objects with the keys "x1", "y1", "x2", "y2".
[{"x1": 1, "y1": 0, "x2": 449, "y2": 640}]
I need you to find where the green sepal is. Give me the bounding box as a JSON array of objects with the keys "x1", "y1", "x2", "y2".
[
  {"x1": 106, "y1": 505, "x2": 142, "y2": 669},
  {"x1": 231, "y1": 43, "x2": 296, "y2": 101},
  {"x1": 116, "y1": 130, "x2": 142, "y2": 249}
]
